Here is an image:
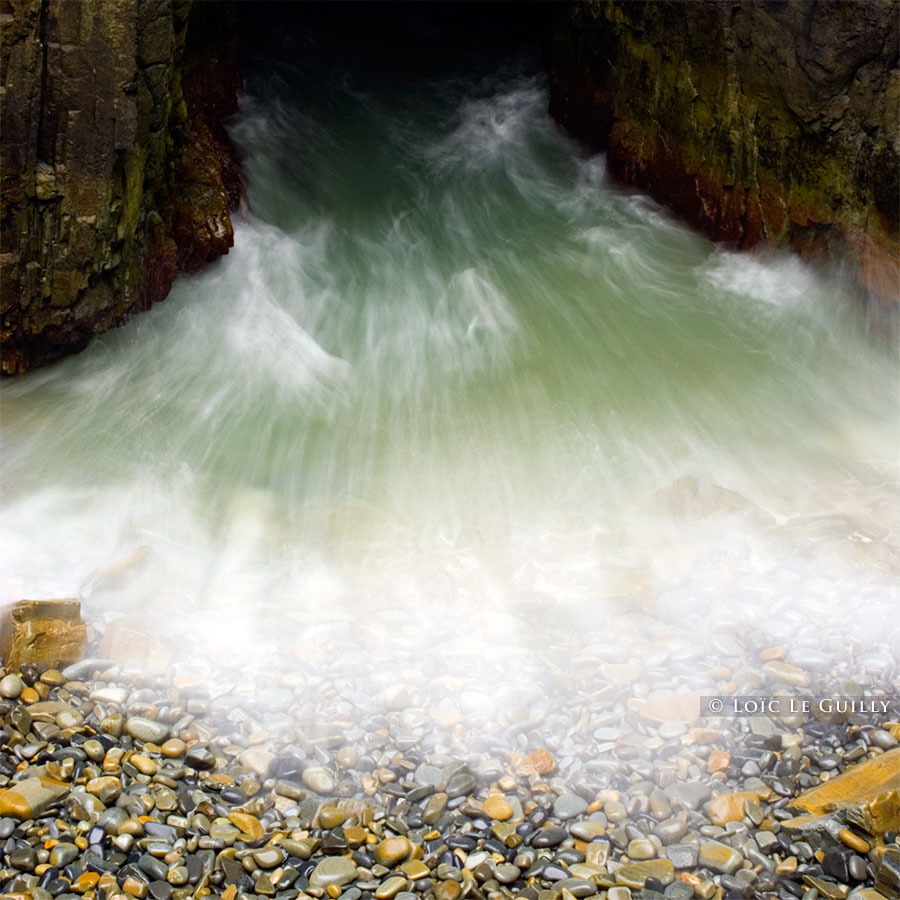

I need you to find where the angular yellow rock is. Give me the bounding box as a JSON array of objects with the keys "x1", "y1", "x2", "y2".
[
  {"x1": 0, "y1": 777, "x2": 69, "y2": 820},
  {"x1": 789, "y1": 747, "x2": 900, "y2": 838},
  {"x1": 227, "y1": 811, "x2": 264, "y2": 842},
  {"x1": 0, "y1": 599, "x2": 86, "y2": 669},
  {"x1": 400, "y1": 860, "x2": 429, "y2": 880}
]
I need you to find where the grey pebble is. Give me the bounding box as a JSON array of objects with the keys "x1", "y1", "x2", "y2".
[{"x1": 554, "y1": 793, "x2": 589, "y2": 820}]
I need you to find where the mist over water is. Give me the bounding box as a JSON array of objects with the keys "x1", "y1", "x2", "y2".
[{"x1": 2, "y1": 35, "x2": 899, "y2": 664}]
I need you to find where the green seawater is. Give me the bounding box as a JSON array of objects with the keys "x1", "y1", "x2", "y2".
[{"x1": 2, "y1": 44, "x2": 898, "y2": 651}]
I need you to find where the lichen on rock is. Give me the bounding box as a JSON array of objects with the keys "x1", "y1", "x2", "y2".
[
  {"x1": 0, "y1": 0, "x2": 242, "y2": 374},
  {"x1": 547, "y1": 0, "x2": 900, "y2": 307}
]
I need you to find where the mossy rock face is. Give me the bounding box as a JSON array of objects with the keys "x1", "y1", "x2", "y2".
[
  {"x1": 548, "y1": 0, "x2": 900, "y2": 303},
  {"x1": 0, "y1": 0, "x2": 241, "y2": 374}
]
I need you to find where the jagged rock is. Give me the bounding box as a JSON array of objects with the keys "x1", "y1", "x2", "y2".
[
  {"x1": 0, "y1": 777, "x2": 69, "y2": 820},
  {"x1": 875, "y1": 846, "x2": 900, "y2": 900},
  {"x1": 1, "y1": 0, "x2": 241, "y2": 374},
  {"x1": 548, "y1": 1, "x2": 899, "y2": 307},
  {"x1": 0, "y1": 599, "x2": 86, "y2": 668},
  {"x1": 785, "y1": 747, "x2": 900, "y2": 841}
]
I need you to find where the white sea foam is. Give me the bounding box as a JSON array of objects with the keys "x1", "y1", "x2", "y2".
[{"x1": 1, "y1": 60, "x2": 898, "y2": 664}]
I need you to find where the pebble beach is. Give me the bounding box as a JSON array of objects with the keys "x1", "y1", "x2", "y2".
[{"x1": 1, "y1": 588, "x2": 898, "y2": 900}]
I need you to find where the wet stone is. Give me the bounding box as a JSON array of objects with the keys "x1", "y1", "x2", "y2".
[
  {"x1": 754, "y1": 832, "x2": 778, "y2": 852},
  {"x1": 148, "y1": 881, "x2": 171, "y2": 900},
  {"x1": 375, "y1": 876, "x2": 410, "y2": 899},
  {"x1": 848, "y1": 856, "x2": 868, "y2": 882},
  {"x1": 542, "y1": 863, "x2": 569, "y2": 881},
  {"x1": 664, "y1": 883, "x2": 694, "y2": 900},
  {"x1": 435, "y1": 882, "x2": 461, "y2": 900},
  {"x1": 569, "y1": 821, "x2": 606, "y2": 841},
  {"x1": 494, "y1": 864, "x2": 521, "y2": 884},
  {"x1": 0, "y1": 776, "x2": 69, "y2": 820},
  {"x1": 49, "y1": 842, "x2": 79, "y2": 867},
  {"x1": 666, "y1": 844, "x2": 699, "y2": 869},
  {"x1": 605, "y1": 801, "x2": 627, "y2": 822},
  {"x1": 302, "y1": 766, "x2": 335, "y2": 794},
  {"x1": 707, "y1": 792, "x2": 758, "y2": 827},
  {"x1": 184, "y1": 745, "x2": 216, "y2": 770},
  {"x1": 585, "y1": 841, "x2": 610, "y2": 867},
  {"x1": 553, "y1": 878, "x2": 596, "y2": 897},
  {"x1": 139, "y1": 854, "x2": 169, "y2": 881},
  {"x1": 126, "y1": 717, "x2": 169, "y2": 744},
  {"x1": 801, "y1": 876, "x2": 848, "y2": 900},
  {"x1": 532, "y1": 825, "x2": 567, "y2": 848},
  {"x1": 254, "y1": 848, "x2": 284, "y2": 869},
  {"x1": 763, "y1": 661, "x2": 810, "y2": 688},
  {"x1": 309, "y1": 857, "x2": 358, "y2": 890},
  {"x1": 484, "y1": 795, "x2": 513, "y2": 821},
  {"x1": 238, "y1": 747, "x2": 275, "y2": 776},
  {"x1": 445, "y1": 772, "x2": 476, "y2": 798},
  {"x1": 0, "y1": 673, "x2": 25, "y2": 698},
  {"x1": 376, "y1": 836, "x2": 412, "y2": 868},
  {"x1": 615, "y1": 860, "x2": 675, "y2": 888},
  {"x1": 627, "y1": 838, "x2": 657, "y2": 859},
  {"x1": 554, "y1": 793, "x2": 589, "y2": 820},
  {"x1": 9, "y1": 847, "x2": 37, "y2": 870},
  {"x1": 655, "y1": 819, "x2": 687, "y2": 845},
  {"x1": 876, "y1": 847, "x2": 900, "y2": 898},
  {"x1": 423, "y1": 792, "x2": 447, "y2": 825},
  {"x1": 167, "y1": 866, "x2": 189, "y2": 886},
  {"x1": 415, "y1": 765, "x2": 443, "y2": 787},
  {"x1": 667, "y1": 783, "x2": 711, "y2": 811},
  {"x1": 698, "y1": 841, "x2": 743, "y2": 875}
]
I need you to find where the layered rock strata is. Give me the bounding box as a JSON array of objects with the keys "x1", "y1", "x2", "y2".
[
  {"x1": 0, "y1": 0, "x2": 241, "y2": 374},
  {"x1": 548, "y1": 1, "x2": 900, "y2": 304}
]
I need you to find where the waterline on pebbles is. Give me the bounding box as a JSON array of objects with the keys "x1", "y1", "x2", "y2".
[{"x1": 0, "y1": 602, "x2": 898, "y2": 900}]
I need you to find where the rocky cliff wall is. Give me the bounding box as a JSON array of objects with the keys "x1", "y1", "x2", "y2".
[
  {"x1": 547, "y1": 0, "x2": 900, "y2": 304},
  {"x1": 0, "y1": 0, "x2": 241, "y2": 374}
]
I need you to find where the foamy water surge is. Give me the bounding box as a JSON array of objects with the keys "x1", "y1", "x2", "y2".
[{"x1": 2, "y1": 53, "x2": 898, "y2": 665}]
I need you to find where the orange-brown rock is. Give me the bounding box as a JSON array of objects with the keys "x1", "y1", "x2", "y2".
[
  {"x1": 838, "y1": 829, "x2": 871, "y2": 854},
  {"x1": 0, "y1": 599, "x2": 86, "y2": 669},
  {"x1": 638, "y1": 693, "x2": 703, "y2": 726},
  {"x1": 0, "y1": 776, "x2": 69, "y2": 820},
  {"x1": 788, "y1": 747, "x2": 900, "y2": 839},
  {"x1": 227, "y1": 811, "x2": 264, "y2": 842},
  {"x1": 512, "y1": 748, "x2": 556, "y2": 777},
  {"x1": 483, "y1": 795, "x2": 513, "y2": 821},
  {"x1": 707, "y1": 791, "x2": 759, "y2": 826},
  {"x1": 706, "y1": 750, "x2": 730, "y2": 774}
]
